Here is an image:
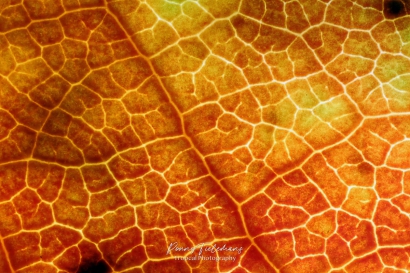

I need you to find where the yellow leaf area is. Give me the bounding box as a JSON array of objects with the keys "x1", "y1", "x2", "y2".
[{"x1": 1, "y1": 0, "x2": 410, "y2": 272}]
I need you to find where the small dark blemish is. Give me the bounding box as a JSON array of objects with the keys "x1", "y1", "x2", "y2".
[
  {"x1": 384, "y1": 0, "x2": 407, "y2": 18},
  {"x1": 77, "y1": 260, "x2": 111, "y2": 273}
]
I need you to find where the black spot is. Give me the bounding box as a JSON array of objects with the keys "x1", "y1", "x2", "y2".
[
  {"x1": 388, "y1": 0, "x2": 404, "y2": 13},
  {"x1": 77, "y1": 260, "x2": 111, "y2": 273},
  {"x1": 384, "y1": 0, "x2": 407, "y2": 18}
]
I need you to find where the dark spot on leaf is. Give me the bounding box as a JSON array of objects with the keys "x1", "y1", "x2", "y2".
[
  {"x1": 384, "y1": 0, "x2": 407, "y2": 18},
  {"x1": 77, "y1": 260, "x2": 111, "y2": 273}
]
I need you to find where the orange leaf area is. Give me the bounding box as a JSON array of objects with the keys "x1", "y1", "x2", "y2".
[{"x1": 1, "y1": 0, "x2": 410, "y2": 272}]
